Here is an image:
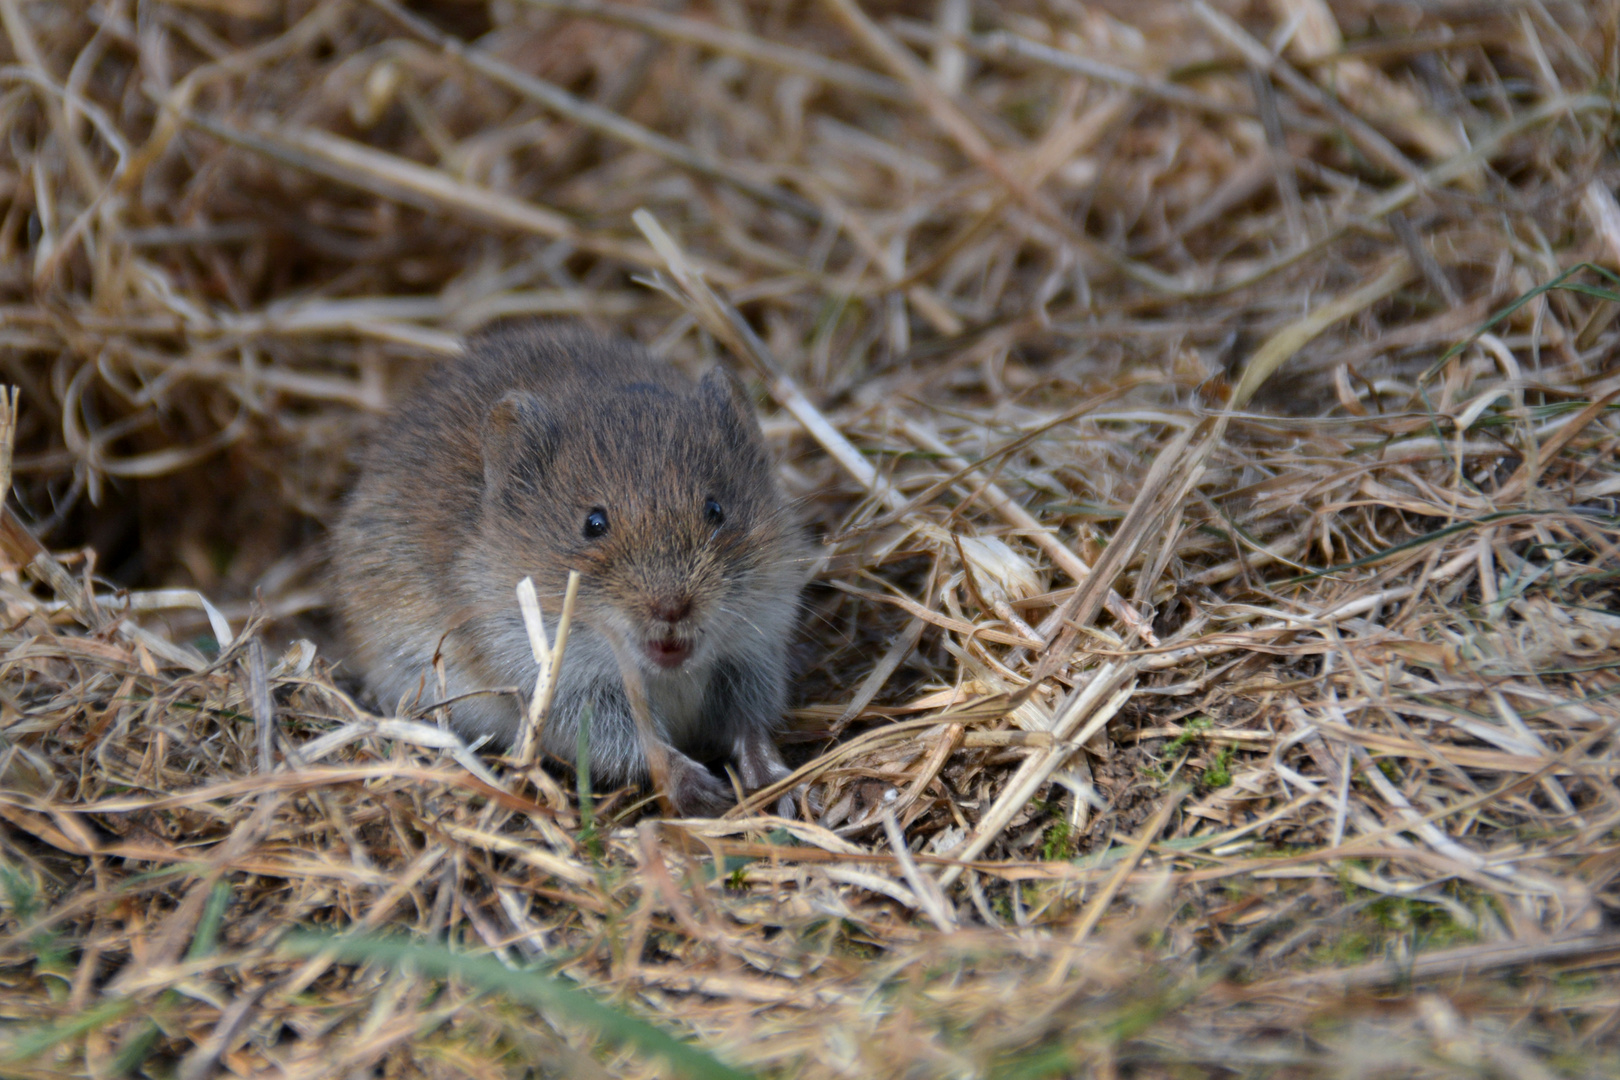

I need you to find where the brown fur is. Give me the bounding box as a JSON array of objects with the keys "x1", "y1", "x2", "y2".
[{"x1": 332, "y1": 323, "x2": 809, "y2": 815}]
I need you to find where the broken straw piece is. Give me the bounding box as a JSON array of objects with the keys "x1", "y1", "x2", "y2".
[{"x1": 516, "y1": 575, "x2": 551, "y2": 667}]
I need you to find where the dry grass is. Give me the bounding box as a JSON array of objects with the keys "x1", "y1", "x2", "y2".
[{"x1": 2, "y1": 0, "x2": 1619, "y2": 1076}]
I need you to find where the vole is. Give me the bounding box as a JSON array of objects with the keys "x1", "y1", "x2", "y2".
[{"x1": 332, "y1": 323, "x2": 808, "y2": 815}]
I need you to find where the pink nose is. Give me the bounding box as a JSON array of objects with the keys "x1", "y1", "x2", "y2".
[{"x1": 650, "y1": 598, "x2": 692, "y2": 624}]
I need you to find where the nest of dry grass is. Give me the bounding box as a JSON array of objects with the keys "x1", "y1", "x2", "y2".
[{"x1": 2, "y1": 0, "x2": 1620, "y2": 1076}]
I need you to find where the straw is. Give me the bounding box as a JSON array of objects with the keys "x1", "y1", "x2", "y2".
[{"x1": 2, "y1": 1, "x2": 1617, "y2": 1075}]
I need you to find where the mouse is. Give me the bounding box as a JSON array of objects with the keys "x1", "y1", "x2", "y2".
[{"x1": 331, "y1": 322, "x2": 809, "y2": 815}]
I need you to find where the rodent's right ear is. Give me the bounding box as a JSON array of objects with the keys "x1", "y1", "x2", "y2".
[{"x1": 481, "y1": 391, "x2": 555, "y2": 495}]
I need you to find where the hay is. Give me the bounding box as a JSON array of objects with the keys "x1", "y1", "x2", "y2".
[{"x1": 1, "y1": 0, "x2": 1618, "y2": 1075}]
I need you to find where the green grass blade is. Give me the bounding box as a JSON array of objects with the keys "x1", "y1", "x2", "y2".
[
  {"x1": 187, "y1": 878, "x2": 233, "y2": 960},
  {"x1": 1425, "y1": 261, "x2": 1620, "y2": 379},
  {"x1": 281, "y1": 931, "x2": 756, "y2": 1080},
  {"x1": 1, "y1": 999, "x2": 136, "y2": 1064}
]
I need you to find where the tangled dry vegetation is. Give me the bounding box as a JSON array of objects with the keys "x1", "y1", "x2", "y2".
[{"x1": 2, "y1": 0, "x2": 1619, "y2": 1076}]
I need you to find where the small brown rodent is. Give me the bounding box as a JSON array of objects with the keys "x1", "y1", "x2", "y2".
[{"x1": 332, "y1": 323, "x2": 808, "y2": 815}]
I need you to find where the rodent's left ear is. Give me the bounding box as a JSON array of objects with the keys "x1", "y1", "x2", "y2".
[
  {"x1": 699, "y1": 366, "x2": 757, "y2": 434},
  {"x1": 481, "y1": 390, "x2": 556, "y2": 495}
]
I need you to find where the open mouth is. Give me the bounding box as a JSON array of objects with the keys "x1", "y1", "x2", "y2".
[{"x1": 644, "y1": 638, "x2": 692, "y2": 669}]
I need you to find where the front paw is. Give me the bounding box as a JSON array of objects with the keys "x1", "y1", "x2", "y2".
[
  {"x1": 664, "y1": 752, "x2": 734, "y2": 817},
  {"x1": 734, "y1": 726, "x2": 790, "y2": 789}
]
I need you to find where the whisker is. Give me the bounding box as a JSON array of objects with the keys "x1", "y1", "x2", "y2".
[{"x1": 714, "y1": 601, "x2": 772, "y2": 642}]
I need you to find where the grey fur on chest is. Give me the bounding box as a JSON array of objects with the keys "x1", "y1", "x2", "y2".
[
  {"x1": 551, "y1": 628, "x2": 716, "y2": 740},
  {"x1": 644, "y1": 658, "x2": 716, "y2": 745}
]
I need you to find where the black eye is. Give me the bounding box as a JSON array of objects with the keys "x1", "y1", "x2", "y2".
[
  {"x1": 583, "y1": 508, "x2": 609, "y2": 539},
  {"x1": 704, "y1": 498, "x2": 724, "y2": 526}
]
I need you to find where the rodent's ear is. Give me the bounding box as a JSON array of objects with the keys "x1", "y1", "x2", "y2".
[
  {"x1": 481, "y1": 391, "x2": 555, "y2": 495},
  {"x1": 699, "y1": 365, "x2": 757, "y2": 434}
]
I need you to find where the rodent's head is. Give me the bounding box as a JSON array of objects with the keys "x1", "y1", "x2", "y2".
[{"x1": 478, "y1": 365, "x2": 803, "y2": 673}]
